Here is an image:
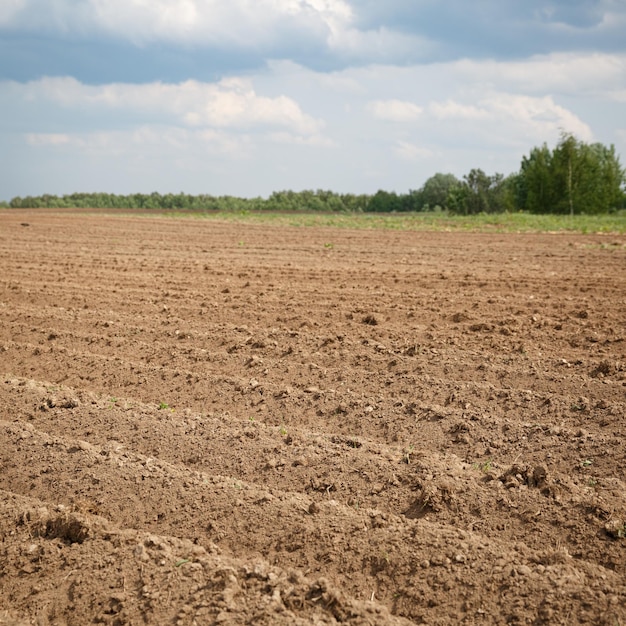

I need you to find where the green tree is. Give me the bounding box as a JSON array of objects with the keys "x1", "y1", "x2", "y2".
[
  {"x1": 551, "y1": 133, "x2": 601, "y2": 215},
  {"x1": 419, "y1": 173, "x2": 460, "y2": 211},
  {"x1": 340, "y1": 193, "x2": 369, "y2": 212},
  {"x1": 519, "y1": 144, "x2": 554, "y2": 212},
  {"x1": 400, "y1": 189, "x2": 425, "y2": 212},
  {"x1": 520, "y1": 133, "x2": 625, "y2": 214},
  {"x1": 465, "y1": 168, "x2": 493, "y2": 214},
  {"x1": 366, "y1": 190, "x2": 403, "y2": 212},
  {"x1": 594, "y1": 143, "x2": 626, "y2": 211},
  {"x1": 490, "y1": 173, "x2": 518, "y2": 213},
  {"x1": 446, "y1": 169, "x2": 514, "y2": 214}
]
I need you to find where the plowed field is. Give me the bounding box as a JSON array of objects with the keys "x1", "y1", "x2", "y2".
[{"x1": 1, "y1": 210, "x2": 625, "y2": 625}]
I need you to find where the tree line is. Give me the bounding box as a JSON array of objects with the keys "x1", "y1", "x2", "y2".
[{"x1": 5, "y1": 133, "x2": 625, "y2": 214}]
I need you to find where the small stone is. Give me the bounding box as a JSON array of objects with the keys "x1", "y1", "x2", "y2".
[
  {"x1": 135, "y1": 544, "x2": 149, "y2": 562},
  {"x1": 604, "y1": 519, "x2": 625, "y2": 539}
]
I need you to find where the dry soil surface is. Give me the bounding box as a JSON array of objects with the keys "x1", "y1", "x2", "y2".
[{"x1": 1, "y1": 210, "x2": 625, "y2": 625}]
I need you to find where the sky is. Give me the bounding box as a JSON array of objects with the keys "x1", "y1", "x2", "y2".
[{"x1": 1, "y1": 1, "x2": 626, "y2": 200}]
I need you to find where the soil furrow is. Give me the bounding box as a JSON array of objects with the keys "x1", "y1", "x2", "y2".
[{"x1": 1, "y1": 210, "x2": 625, "y2": 625}]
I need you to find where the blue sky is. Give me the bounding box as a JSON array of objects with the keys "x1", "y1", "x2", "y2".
[{"x1": 1, "y1": 0, "x2": 625, "y2": 200}]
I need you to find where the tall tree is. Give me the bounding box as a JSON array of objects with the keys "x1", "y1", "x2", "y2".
[
  {"x1": 520, "y1": 133, "x2": 625, "y2": 214},
  {"x1": 519, "y1": 144, "x2": 554, "y2": 213},
  {"x1": 419, "y1": 173, "x2": 460, "y2": 211},
  {"x1": 367, "y1": 190, "x2": 403, "y2": 213},
  {"x1": 448, "y1": 169, "x2": 510, "y2": 214}
]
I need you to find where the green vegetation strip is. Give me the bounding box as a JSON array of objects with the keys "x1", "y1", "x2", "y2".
[{"x1": 161, "y1": 210, "x2": 626, "y2": 234}]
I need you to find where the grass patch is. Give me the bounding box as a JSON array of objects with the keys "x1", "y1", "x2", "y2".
[
  {"x1": 25, "y1": 206, "x2": 626, "y2": 234},
  {"x1": 159, "y1": 210, "x2": 626, "y2": 234}
]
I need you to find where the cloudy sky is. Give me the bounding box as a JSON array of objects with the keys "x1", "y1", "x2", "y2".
[{"x1": 1, "y1": 1, "x2": 625, "y2": 200}]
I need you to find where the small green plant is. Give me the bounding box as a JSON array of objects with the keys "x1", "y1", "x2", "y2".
[
  {"x1": 404, "y1": 445, "x2": 415, "y2": 464},
  {"x1": 349, "y1": 437, "x2": 359, "y2": 449},
  {"x1": 472, "y1": 460, "x2": 493, "y2": 473},
  {"x1": 581, "y1": 459, "x2": 593, "y2": 468},
  {"x1": 279, "y1": 425, "x2": 288, "y2": 436},
  {"x1": 158, "y1": 402, "x2": 170, "y2": 410},
  {"x1": 606, "y1": 520, "x2": 626, "y2": 540},
  {"x1": 175, "y1": 558, "x2": 190, "y2": 567},
  {"x1": 323, "y1": 242, "x2": 334, "y2": 249}
]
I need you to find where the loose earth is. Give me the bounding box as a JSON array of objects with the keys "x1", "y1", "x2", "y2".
[{"x1": 1, "y1": 211, "x2": 625, "y2": 625}]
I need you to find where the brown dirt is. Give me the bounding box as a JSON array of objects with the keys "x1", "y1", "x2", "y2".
[{"x1": 1, "y1": 210, "x2": 625, "y2": 625}]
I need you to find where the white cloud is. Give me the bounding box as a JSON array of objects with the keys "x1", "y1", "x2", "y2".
[
  {"x1": 342, "y1": 59, "x2": 598, "y2": 147},
  {"x1": 484, "y1": 93, "x2": 593, "y2": 142},
  {"x1": 0, "y1": 0, "x2": 440, "y2": 67},
  {"x1": 368, "y1": 99, "x2": 423, "y2": 122},
  {"x1": 393, "y1": 140, "x2": 433, "y2": 160},
  {"x1": 327, "y1": 25, "x2": 433, "y2": 63},
  {"x1": 0, "y1": 0, "x2": 26, "y2": 23},
  {"x1": 88, "y1": 0, "x2": 308, "y2": 45},
  {"x1": 25, "y1": 133, "x2": 71, "y2": 146},
  {"x1": 12, "y1": 76, "x2": 324, "y2": 136},
  {"x1": 450, "y1": 52, "x2": 626, "y2": 96},
  {"x1": 27, "y1": 126, "x2": 255, "y2": 159},
  {"x1": 1, "y1": 0, "x2": 354, "y2": 48},
  {"x1": 598, "y1": 8, "x2": 626, "y2": 29},
  {"x1": 429, "y1": 100, "x2": 489, "y2": 121},
  {"x1": 424, "y1": 93, "x2": 592, "y2": 145},
  {"x1": 268, "y1": 131, "x2": 335, "y2": 147}
]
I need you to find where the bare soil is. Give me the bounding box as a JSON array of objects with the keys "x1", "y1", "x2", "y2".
[{"x1": 1, "y1": 210, "x2": 625, "y2": 625}]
